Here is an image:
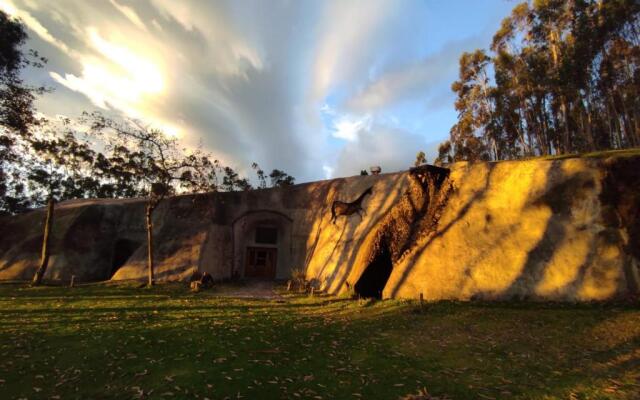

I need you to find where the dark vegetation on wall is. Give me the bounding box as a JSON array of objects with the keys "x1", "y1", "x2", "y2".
[{"x1": 353, "y1": 166, "x2": 451, "y2": 298}]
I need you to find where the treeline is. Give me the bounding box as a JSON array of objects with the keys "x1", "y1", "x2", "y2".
[
  {"x1": 437, "y1": 0, "x2": 640, "y2": 163},
  {"x1": 0, "y1": 12, "x2": 294, "y2": 217}
]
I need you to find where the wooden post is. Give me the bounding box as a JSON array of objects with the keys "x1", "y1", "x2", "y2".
[
  {"x1": 146, "y1": 203, "x2": 154, "y2": 287},
  {"x1": 32, "y1": 197, "x2": 55, "y2": 286},
  {"x1": 70, "y1": 275, "x2": 75, "y2": 288},
  {"x1": 286, "y1": 280, "x2": 292, "y2": 292}
]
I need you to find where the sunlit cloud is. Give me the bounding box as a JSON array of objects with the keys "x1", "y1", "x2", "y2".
[
  {"x1": 109, "y1": 0, "x2": 147, "y2": 32},
  {"x1": 49, "y1": 29, "x2": 164, "y2": 124},
  {"x1": 310, "y1": 0, "x2": 394, "y2": 102},
  {"x1": 331, "y1": 114, "x2": 372, "y2": 142}
]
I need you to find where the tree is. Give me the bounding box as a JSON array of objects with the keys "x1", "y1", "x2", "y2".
[
  {"x1": 450, "y1": 50, "x2": 493, "y2": 161},
  {"x1": 434, "y1": 141, "x2": 453, "y2": 166},
  {"x1": 28, "y1": 118, "x2": 98, "y2": 285},
  {"x1": 251, "y1": 162, "x2": 267, "y2": 189},
  {"x1": 269, "y1": 169, "x2": 295, "y2": 187},
  {"x1": 221, "y1": 166, "x2": 252, "y2": 191},
  {"x1": 88, "y1": 114, "x2": 212, "y2": 286},
  {"x1": 414, "y1": 151, "x2": 427, "y2": 167},
  {"x1": 0, "y1": 10, "x2": 47, "y2": 215},
  {"x1": 444, "y1": 0, "x2": 640, "y2": 161},
  {"x1": 360, "y1": 169, "x2": 369, "y2": 176}
]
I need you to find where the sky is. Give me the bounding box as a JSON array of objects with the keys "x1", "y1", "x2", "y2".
[{"x1": 1, "y1": 0, "x2": 515, "y2": 183}]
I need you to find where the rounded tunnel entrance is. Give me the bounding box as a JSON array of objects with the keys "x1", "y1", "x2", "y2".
[
  {"x1": 354, "y1": 242, "x2": 393, "y2": 299},
  {"x1": 110, "y1": 239, "x2": 139, "y2": 278}
]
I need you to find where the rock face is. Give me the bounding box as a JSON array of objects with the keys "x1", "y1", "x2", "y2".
[{"x1": 1, "y1": 153, "x2": 639, "y2": 301}]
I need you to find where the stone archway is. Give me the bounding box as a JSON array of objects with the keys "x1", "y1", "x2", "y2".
[{"x1": 231, "y1": 210, "x2": 293, "y2": 280}]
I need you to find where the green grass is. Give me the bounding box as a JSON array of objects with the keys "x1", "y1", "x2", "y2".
[
  {"x1": 0, "y1": 284, "x2": 638, "y2": 400},
  {"x1": 519, "y1": 147, "x2": 640, "y2": 162}
]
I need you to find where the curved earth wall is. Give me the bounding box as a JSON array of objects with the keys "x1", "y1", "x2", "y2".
[{"x1": 1, "y1": 153, "x2": 638, "y2": 301}]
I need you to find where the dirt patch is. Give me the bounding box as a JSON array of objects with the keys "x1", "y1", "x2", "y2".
[{"x1": 212, "y1": 280, "x2": 283, "y2": 299}]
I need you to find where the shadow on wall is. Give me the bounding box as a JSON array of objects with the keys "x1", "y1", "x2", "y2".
[
  {"x1": 344, "y1": 165, "x2": 452, "y2": 299},
  {"x1": 308, "y1": 173, "x2": 410, "y2": 295},
  {"x1": 384, "y1": 158, "x2": 638, "y2": 301}
]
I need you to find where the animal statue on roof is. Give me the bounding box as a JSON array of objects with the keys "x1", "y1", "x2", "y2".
[{"x1": 331, "y1": 187, "x2": 373, "y2": 224}]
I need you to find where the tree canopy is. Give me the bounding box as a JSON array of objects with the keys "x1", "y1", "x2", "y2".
[{"x1": 438, "y1": 0, "x2": 640, "y2": 163}]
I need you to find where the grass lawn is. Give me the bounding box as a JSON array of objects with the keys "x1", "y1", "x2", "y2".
[{"x1": 0, "y1": 283, "x2": 638, "y2": 400}]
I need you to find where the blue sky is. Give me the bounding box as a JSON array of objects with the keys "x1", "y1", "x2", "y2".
[{"x1": 1, "y1": 0, "x2": 515, "y2": 182}]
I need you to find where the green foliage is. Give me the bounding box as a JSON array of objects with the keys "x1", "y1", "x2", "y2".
[
  {"x1": 269, "y1": 169, "x2": 295, "y2": 187},
  {"x1": 0, "y1": 11, "x2": 44, "y2": 215},
  {"x1": 447, "y1": 0, "x2": 640, "y2": 162},
  {"x1": 0, "y1": 284, "x2": 638, "y2": 399},
  {"x1": 252, "y1": 162, "x2": 267, "y2": 189},
  {"x1": 414, "y1": 151, "x2": 427, "y2": 167},
  {"x1": 359, "y1": 169, "x2": 369, "y2": 176}
]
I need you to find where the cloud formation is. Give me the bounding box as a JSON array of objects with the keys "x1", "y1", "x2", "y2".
[{"x1": 3, "y1": 0, "x2": 512, "y2": 182}]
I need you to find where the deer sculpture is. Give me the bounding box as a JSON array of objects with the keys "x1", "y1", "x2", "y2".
[{"x1": 331, "y1": 186, "x2": 373, "y2": 224}]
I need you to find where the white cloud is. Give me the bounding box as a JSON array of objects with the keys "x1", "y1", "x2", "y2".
[
  {"x1": 333, "y1": 125, "x2": 437, "y2": 178},
  {"x1": 347, "y1": 36, "x2": 484, "y2": 112},
  {"x1": 331, "y1": 113, "x2": 372, "y2": 142},
  {"x1": 109, "y1": 0, "x2": 147, "y2": 31},
  {"x1": 322, "y1": 165, "x2": 334, "y2": 180},
  {"x1": 310, "y1": 0, "x2": 396, "y2": 101},
  {"x1": 149, "y1": 0, "x2": 264, "y2": 77}
]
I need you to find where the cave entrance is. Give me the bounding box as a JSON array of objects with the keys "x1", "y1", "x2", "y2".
[
  {"x1": 355, "y1": 242, "x2": 393, "y2": 299},
  {"x1": 110, "y1": 239, "x2": 139, "y2": 278}
]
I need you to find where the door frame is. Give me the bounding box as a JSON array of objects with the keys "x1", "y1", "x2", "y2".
[{"x1": 244, "y1": 246, "x2": 278, "y2": 279}]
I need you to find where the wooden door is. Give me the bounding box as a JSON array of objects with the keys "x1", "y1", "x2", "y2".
[{"x1": 245, "y1": 247, "x2": 277, "y2": 279}]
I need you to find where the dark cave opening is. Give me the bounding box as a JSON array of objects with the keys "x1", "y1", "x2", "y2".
[
  {"x1": 110, "y1": 239, "x2": 139, "y2": 278},
  {"x1": 355, "y1": 242, "x2": 393, "y2": 299}
]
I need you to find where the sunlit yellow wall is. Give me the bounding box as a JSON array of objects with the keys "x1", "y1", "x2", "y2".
[
  {"x1": 383, "y1": 159, "x2": 630, "y2": 301},
  {"x1": 303, "y1": 173, "x2": 411, "y2": 293}
]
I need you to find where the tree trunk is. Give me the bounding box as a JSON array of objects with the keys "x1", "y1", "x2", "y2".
[
  {"x1": 32, "y1": 197, "x2": 54, "y2": 286},
  {"x1": 560, "y1": 97, "x2": 571, "y2": 153},
  {"x1": 146, "y1": 203, "x2": 155, "y2": 287}
]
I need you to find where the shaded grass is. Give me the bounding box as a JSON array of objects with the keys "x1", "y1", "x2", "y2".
[{"x1": 0, "y1": 284, "x2": 638, "y2": 399}]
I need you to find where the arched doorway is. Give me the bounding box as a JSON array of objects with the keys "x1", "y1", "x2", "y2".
[
  {"x1": 354, "y1": 241, "x2": 393, "y2": 299},
  {"x1": 232, "y1": 210, "x2": 293, "y2": 280}
]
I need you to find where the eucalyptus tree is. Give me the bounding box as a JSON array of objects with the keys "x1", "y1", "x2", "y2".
[
  {"x1": 88, "y1": 114, "x2": 213, "y2": 286},
  {"x1": 251, "y1": 162, "x2": 268, "y2": 189},
  {"x1": 269, "y1": 169, "x2": 295, "y2": 187},
  {"x1": 29, "y1": 118, "x2": 99, "y2": 285},
  {"x1": 445, "y1": 0, "x2": 640, "y2": 162},
  {"x1": 450, "y1": 49, "x2": 493, "y2": 161}
]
